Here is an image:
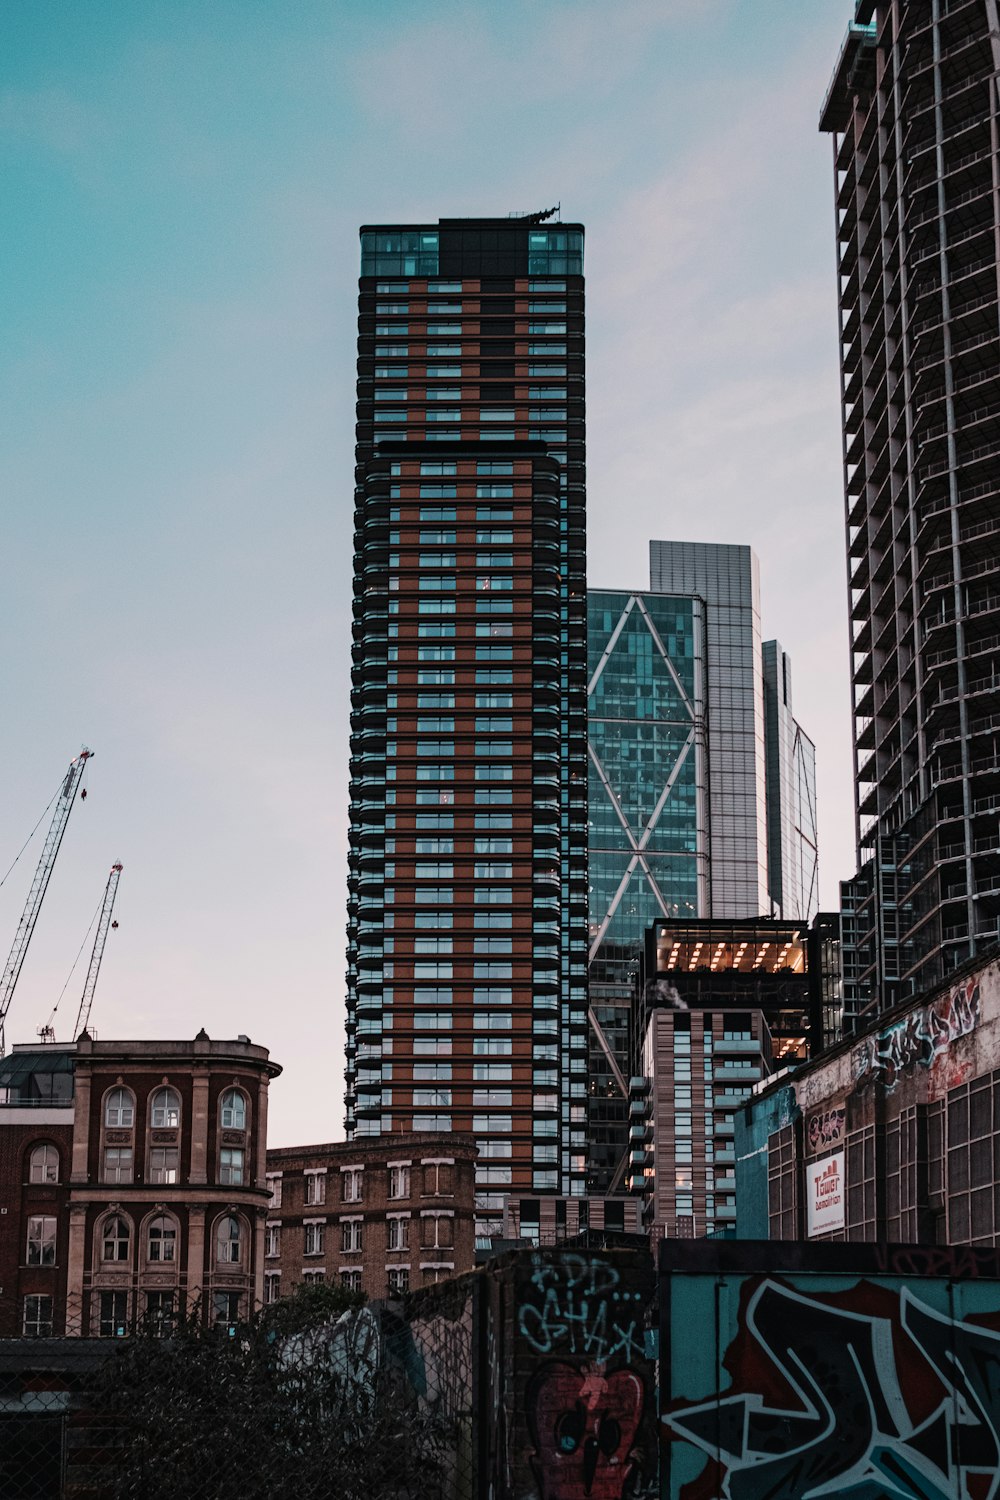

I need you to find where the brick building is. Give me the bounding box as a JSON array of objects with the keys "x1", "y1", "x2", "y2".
[
  {"x1": 263, "y1": 1133, "x2": 476, "y2": 1301},
  {"x1": 737, "y1": 951, "x2": 1000, "y2": 1244},
  {"x1": 0, "y1": 1032, "x2": 280, "y2": 1337}
]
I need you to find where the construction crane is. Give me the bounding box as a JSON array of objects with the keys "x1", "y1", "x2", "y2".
[
  {"x1": 0, "y1": 749, "x2": 93, "y2": 1054},
  {"x1": 74, "y1": 862, "x2": 122, "y2": 1039}
]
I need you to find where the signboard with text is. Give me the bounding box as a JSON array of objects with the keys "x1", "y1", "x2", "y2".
[{"x1": 806, "y1": 1151, "x2": 845, "y2": 1237}]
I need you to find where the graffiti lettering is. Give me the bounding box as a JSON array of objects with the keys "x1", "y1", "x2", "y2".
[
  {"x1": 518, "y1": 1255, "x2": 645, "y2": 1364},
  {"x1": 852, "y1": 975, "x2": 980, "y2": 1093},
  {"x1": 806, "y1": 1103, "x2": 845, "y2": 1152},
  {"x1": 872, "y1": 1242, "x2": 1000, "y2": 1281},
  {"x1": 664, "y1": 1278, "x2": 1000, "y2": 1500}
]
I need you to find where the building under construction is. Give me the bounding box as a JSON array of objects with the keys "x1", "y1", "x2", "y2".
[{"x1": 822, "y1": 4, "x2": 1000, "y2": 1018}]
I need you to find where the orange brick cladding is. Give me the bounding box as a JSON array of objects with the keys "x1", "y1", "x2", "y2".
[{"x1": 264, "y1": 1133, "x2": 477, "y2": 1301}]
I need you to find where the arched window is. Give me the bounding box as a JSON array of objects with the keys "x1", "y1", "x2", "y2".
[
  {"x1": 28, "y1": 1143, "x2": 59, "y2": 1184},
  {"x1": 150, "y1": 1088, "x2": 181, "y2": 1129},
  {"x1": 147, "y1": 1216, "x2": 177, "y2": 1263},
  {"x1": 220, "y1": 1089, "x2": 246, "y2": 1130},
  {"x1": 105, "y1": 1088, "x2": 135, "y2": 1128},
  {"x1": 215, "y1": 1215, "x2": 242, "y2": 1265},
  {"x1": 102, "y1": 1216, "x2": 130, "y2": 1262}
]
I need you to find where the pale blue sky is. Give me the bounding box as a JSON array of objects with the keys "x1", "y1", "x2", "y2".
[{"x1": 1, "y1": 0, "x2": 851, "y2": 1145}]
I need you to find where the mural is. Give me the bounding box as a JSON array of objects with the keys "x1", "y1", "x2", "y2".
[
  {"x1": 805, "y1": 1102, "x2": 845, "y2": 1152},
  {"x1": 851, "y1": 974, "x2": 980, "y2": 1093},
  {"x1": 663, "y1": 1275, "x2": 1000, "y2": 1500},
  {"x1": 514, "y1": 1251, "x2": 657, "y2": 1500}
]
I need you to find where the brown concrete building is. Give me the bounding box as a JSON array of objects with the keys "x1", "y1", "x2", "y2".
[
  {"x1": 345, "y1": 217, "x2": 590, "y2": 1242},
  {"x1": 737, "y1": 951, "x2": 1000, "y2": 1244},
  {"x1": 628, "y1": 917, "x2": 827, "y2": 1240},
  {"x1": 0, "y1": 1032, "x2": 279, "y2": 1337},
  {"x1": 264, "y1": 1133, "x2": 477, "y2": 1301},
  {"x1": 501, "y1": 1193, "x2": 642, "y2": 1246}
]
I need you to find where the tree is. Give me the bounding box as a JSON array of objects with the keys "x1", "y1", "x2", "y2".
[{"x1": 94, "y1": 1285, "x2": 459, "y2": 1499}]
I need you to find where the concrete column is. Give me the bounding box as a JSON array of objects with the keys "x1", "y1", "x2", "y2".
[
  {"x1": 65, "y1": 1203, "x2": 88, "y2": 1334},
  {"x1": 186, "y1": 1206, "x2": 206, "y2": 1318},
  {"x1": 255, "y1": 1078, "x2": 270, "y2": 1188},
  {"x1": 70, "y1": 1069, "x2": 92, "y2": 1184},
  {"x1": 189, "y1": 1071, "x2": 210, "y2": 1184}
]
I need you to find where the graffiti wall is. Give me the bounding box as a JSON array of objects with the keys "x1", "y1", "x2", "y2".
[
  {"x1": 851, "y1": 973, "x2": 982, "y2": 1095},
  {"x1": 508, "y1": 1248, "x2": 658, "y2": 1500},
  {"x1": 660, "y1": 1240, "x2": 1000, "y2": 1500}
]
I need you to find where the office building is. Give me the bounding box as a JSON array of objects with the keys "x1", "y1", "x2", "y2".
[
  {"x1": 0, "y1": 1031, "x2": 279, "y2": 1337},
  {"x1": 263, "y1": 1132, "x2": 477, "y2": 1303},
  {"x1": 587, "y1": 544, "x2": 818, "y2": 1191},
  {"x1": 737, "y1": 950, "x2": 997, "y2": 1245},
  {"x1": 501, "y1": 1192, "x2": 642, "y2": 1246},
  {"x1": 822, "y1": 5, "x2": 1000, "y2": 1019},
  {"x1": 763, "y1": 641, "x2": 820, "y2": 922},
  {"x1": 344, "y1": 216, "x2": 590, "y2": 1242},
  {"x1": 629, "y1": 917, "x2": 819, "y2": 1238}
]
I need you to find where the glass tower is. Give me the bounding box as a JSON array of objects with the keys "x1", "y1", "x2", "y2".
[
  {"x1": 344, "y1": 216, "x2": 589, "y2": 1238},
  {"x1": 822, "y1": 5, "x2": 1000, "y2": 1017},
  {"x1": 587, "y1": 544, "x2": 819, "y2": 1191},
  {"x1": 586, "y1": 589, "x2": 707, "y2": 1190}
]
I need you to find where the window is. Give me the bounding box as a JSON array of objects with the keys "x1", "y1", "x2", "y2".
[
  {"x1": 387, "y1": 1268, "x2": 410, "y2": 1295},
  {"x1": 263, "y1": 1273, "x2": 281, "y2": 1305},
  {"x1": 103, "y1": 1145, "x2": 133, "y2": 1183},
  {"x1": 387, "y1": 1216, "x2": 409, "y2": 1251},
  {"x1": 341, "y1": 1219, "x2": 363, "y2": 1253},
  {"x1": 105, "y1": 1088, "x2": 134, "y2": 1128},
  {"x1": 23, "y1": 1295, "x2": 53, "y2": 1338},
  {"x1": 147, "y1": 1215, "x2": 177, "y2": 1263},
  {"x1": 421, "y1": 1215, "x2": 454, "y2": 1249},
  {"x1": 304, "y1": 1222, "x2": 325, "y2": 1256},
  {"x1": 99, "y1": 1290, "x2": 129, "y2": 1338},
  {"x1": 26, "y1": 1216, "x2": 57, "y2": 1266},
  {"x1": 267, "y1": 1172, "x2": 283, "y2": 1209},
  {"x1": 102, "y1": 1216, "x2": 130, "y2": 1262},
  {"x1": 265, "y1": 1223, "x2": 280, "y2": 1258},
  {"x1": 149, "y1": 1147, "x2": 179, "y2": 1184},
  {"x1": 28, "y1": 1143, "x2": 59, "y2": 1184},
  {"x1": 422, "y1": 1162, "x2": 455, "y2": 1195},
  {"x1": 413, "y1": 1088, "x2": 452, "y2": 1107},
  {"x1": 302, "y1": 1269, "x2": 325, "y2": 1285},
  {"x1": 213, "y1": 1291, "x2": 241, "y2": 1329},
  {"x1": 219, "y1": 1147, "x2": 244, "y2": 1186},
  {"x1": 304, "y1": 1171, "x2": 327, "y2": 1206},
  {"x1": 216, "y1": 1215, "x2": 242, "y2": 1265},
  {"x1": 342, "y1": 1168, "x2": 364, "y2": 1202},
  {"x1": 341, "y1": 1269, "x2": 362, "y2": 1293},
  {"x1": 388, "y1": 1164, "x2": 411, "y2": 1199},
  {"x1": 150, "y1": 1088, "x2": 181, "y2": 1129},
  {"x1": 145, "y1": 1291, "x2": 174, "y2": 1336},
  {"x1": 220, "y1": 1089, "x2": 246, "y2": 1130},
  {"x1": 414, "y1": 1062, "x2": 452, "y2": 1081}
]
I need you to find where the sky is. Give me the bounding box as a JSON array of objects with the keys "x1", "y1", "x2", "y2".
[{"x1": 1, "y1": 0, "x2": 852, "y2": 1146}]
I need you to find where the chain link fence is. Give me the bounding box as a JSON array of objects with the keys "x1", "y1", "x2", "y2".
[
  {"x1": 0, "y1": 1283, "x2": 477, "y2": 1500},
  {"x1": 0, "y1": 1244, "x2": 661, "y2": 1499}
]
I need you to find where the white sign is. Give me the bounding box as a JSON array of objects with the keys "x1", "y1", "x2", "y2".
[{"x1": 806, "y1": 1151, "x2": 845, "y2": 1237}]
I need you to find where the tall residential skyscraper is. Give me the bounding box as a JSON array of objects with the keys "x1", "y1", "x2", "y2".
[
  {"x1": 344, "y1": 216, "x2": 590, "y2": 1237},
  {"x1": 587, "y1": 542, "x2": 818, "y2": 1191},
  {"x1": 822, "y1": 5, "x2": 1000, "y2": 1017}
]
